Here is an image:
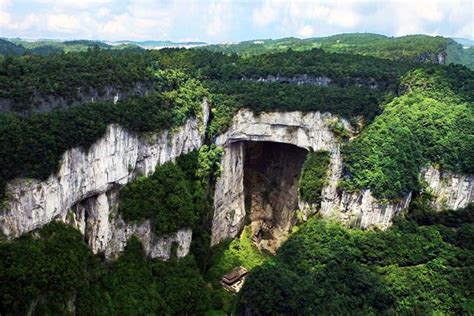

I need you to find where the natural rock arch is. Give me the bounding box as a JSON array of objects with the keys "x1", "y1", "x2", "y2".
[{"x1": 211, "y1": 110, "x2": 346, "y2": 245}]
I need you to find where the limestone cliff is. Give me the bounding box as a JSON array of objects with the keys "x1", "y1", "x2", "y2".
[
  {"x1": 0, "y1": 100, "x2": 209, "y2": 259},
  {"x1": 66, "y1": 189, "x2": 192, "y2": 260},
  {"x1": 1, "y1": 102, "x2": 471, "y2": 255},
  {"x1": 421, "y1": 166, "x2": 473, "y2": 211}
]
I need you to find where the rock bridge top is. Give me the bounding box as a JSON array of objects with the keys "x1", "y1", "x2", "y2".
[{"x1": 215, "y1": 109, "x2": 351, "y2": 152}]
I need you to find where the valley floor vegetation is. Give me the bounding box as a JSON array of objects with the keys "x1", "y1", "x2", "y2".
[{"x1": 1, "y1": 196, "x2": 472, "y2": 315}]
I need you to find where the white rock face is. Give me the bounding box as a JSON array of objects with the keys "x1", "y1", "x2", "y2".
[
  {"x1": 334, "y1": 190, "x2": 412, "y2": 229},
  {"x1": 0, "y1": 101, "x2": 209, "y2": 259},
  {"x1": 318, "y1": 146, "x2": 413, "y2": 230},
  {"x1": 66, "y1": 190, "x2": 192, "y2": 259},
  {"x1": 421, "y1": 166, "x2": 473, "y2": 211}
]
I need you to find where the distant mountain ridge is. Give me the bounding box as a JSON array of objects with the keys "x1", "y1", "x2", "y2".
[
  {"x1": 109, "y1": 40, "x2": 206, "y2": 48},
  {"x1": 0, "y1": 38, "x2": 207, "y2": 55},
  {"x1": 451, "y1": 37, "x2": 474, "y2": 47},
  {"x1": 200, "y1": 33, "x2": 474, "y2": 70}
]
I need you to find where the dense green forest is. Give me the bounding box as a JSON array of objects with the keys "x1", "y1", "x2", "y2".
[
  {"x1": 2, "y1": 197, "x2": 471, "y2": 314},
  {"x1": 240, "y1": 202, "x2": 474, "y2": 315},
  {"x1": 299, "y1": 150, "x2": 331, "y2": 206},
  {"x1": 0, "y1": 148, "x2": 227, "y2": 315},
  {"x1": 0, "y1": 45, "x2": 472, "y2": 203},
  {"x1": 341, "y1": 66, "x2": 474, "y2": 199},
  {"x1": 0, "y1": 38, "x2": 141, "y2": 56},
  {"x1": 119, "y1": 146, "x2": 222, "y2": 236},
  {"x1": 0, "y1": 47, "x2": 152, "y2": 110},
  {"x1": 0, "y1": 222, "x2": 213, "y2": 315}
]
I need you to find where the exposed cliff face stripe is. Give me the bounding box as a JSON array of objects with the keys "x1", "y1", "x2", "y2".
[
  {"x1": 0, "y1": 101, "x2": 209, "y2": 259},
  {"x1": 421, "y1": 166, "x2": 474, "y2": 211}
]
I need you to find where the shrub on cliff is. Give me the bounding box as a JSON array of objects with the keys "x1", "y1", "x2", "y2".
[{"x1": 299, "y1": 150, "x2": 331, "y2": 206}]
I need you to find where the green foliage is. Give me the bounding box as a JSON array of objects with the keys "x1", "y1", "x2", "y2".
[
  {"x1": 342, "y1": 67, "x2": 474, "y2": 199},
  {"x1": 119, "y1": 161, "x2": 197, "y2": 235},
  {"x1": 0, "y1": 48, "x2": 152, "y2": 110},
  {"x1": 190, "y1": 47, "x2": 413, "y2": 87},
  {"x1": 0, "y1": 39, "x2": 26, "y2": 56},
  {"x1": 240, "y1": 204, "x2": 474, "y2": 315},
  {"x1": 206, "y1": 80, "x2": 388, "y2": 123},
  {"x1": 207, "y1": 93, "x2": 240, "y2": 139},
  {"x1": 0, "y1": 75, "x2": 208, "y2": 200},
  {"x1": 0, "y1": 222, "x2": 212, "y2": 315},
  {"x1": 299, "y1": 150, "x2": 331, "y2": 206},
  {"x1": 119, "y1": 145, "x2": 222, "y2": 237},
  {"x1": 328, "y1": 117, "x2": 351, "y2": 140},
  {"x1": 206, "y1": 226, "x2": 270, "y2": 288},
  {"x1": 445, "y1": 39, "x2": 474, "y2": 70},
  {"x1": 197, "y1": 144, "x2": 224, "y2": 181},
  {"x1": 0, "y1": 222, "x2": 92, "y2": 315},
  {"x1": 76, "y1": 237, "x2": 211, "y2": 315}
]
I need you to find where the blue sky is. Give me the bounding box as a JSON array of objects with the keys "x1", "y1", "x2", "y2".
[{"x1": 1, "y1": 0, "x2": 472, "y2": 43}]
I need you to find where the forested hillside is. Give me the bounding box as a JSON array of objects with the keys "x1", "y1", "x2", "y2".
[
  {"x1": 240, "y1": 203, "x2": 474, "y2": 315},
  {"x1": 0, "y1": 38, "x2": 141, "y2": 55}
]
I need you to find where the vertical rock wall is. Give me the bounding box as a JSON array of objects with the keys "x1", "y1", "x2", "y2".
[
  {"x1": 66, "y1": 189, "x2": 192, "y2": 260},
  {"x1": 421, "y1": 166, "x2": 474, "y2": 211}
]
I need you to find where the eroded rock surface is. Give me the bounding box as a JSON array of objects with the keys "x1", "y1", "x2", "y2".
[
  {"x1": 421, "y1": 166, "x2": 474, "y2": 211},
  {"x1": 66, "y1": 189, "x2": 192, "y2": 260},
  {"x1": 211, "y1": 109, "x2": 472, "y2": 247},
  {"x1": 0, "y1": 82, "x2": 154, "y2": 114}
]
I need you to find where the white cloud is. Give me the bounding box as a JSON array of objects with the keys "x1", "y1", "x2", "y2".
[
  {"x1": 298, "y1": 25, "x2": 314, "y2": 37},
  {"x1": 0, "y1": 0, "x2": 472, "y2": 41},
  {"x1": 252, "y1": 0, "x2": 281, "y2": 27},
  {"x1": 97, "y1": 7, "x2": 110, "y2": 18},
  {"x1": 206, "y1": 0, "x2": 233, "y2": 37},
  {"x1": 47, "y1": 13, "x2": 80, "y2": 33},
  {"x1": 32, "y1": 0, "x2": 112, "y2": 10}
]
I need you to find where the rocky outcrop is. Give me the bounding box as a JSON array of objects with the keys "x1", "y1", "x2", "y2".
[
  {"x1": 318, "y1": 144, "x2": 413, "y2": 230},
  {"x1": 421, "y1": 166, "x2": 474, "y2": 211},
  {"x1": 413, "y1": 50, "x2": 446, "y2": 65},
  {"x1": 0, "y1": 100, "x2": 209, "y2": 259},
  {"x1": 334, "y1": 190, "x2": 412, "y2": 229},
  {"x1": 0, "y1": 82, "x2": 154, "y2": 114},
  {"x1": 243, "y1": 74, "x2": 331, "y2": 86}
]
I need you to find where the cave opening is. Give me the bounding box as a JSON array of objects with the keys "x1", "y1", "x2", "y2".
[{"x1": 241, "y1": 141, "x2": 308, "y2": 254}]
